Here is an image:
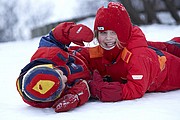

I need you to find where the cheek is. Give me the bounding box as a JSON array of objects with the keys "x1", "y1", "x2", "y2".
[
  {"x1": 62, "y1": 75, "x2": 67, "y2": 83},
  {"x1": 98, "y1": 37, "x2": 105, "y2": 43},
  {"x1": 111, "y1": 38, "x2": 117, "y2": 43}
]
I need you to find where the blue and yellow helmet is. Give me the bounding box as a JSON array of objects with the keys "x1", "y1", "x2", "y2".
[{"x1": 17, "y1": 64, "x2": 64, "y2": 102}]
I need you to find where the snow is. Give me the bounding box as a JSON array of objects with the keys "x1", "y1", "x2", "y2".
[{"x1": 0, "y1": 17, "x2": 180, "y2": 120}]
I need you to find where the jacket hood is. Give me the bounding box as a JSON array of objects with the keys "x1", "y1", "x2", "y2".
[
  {"x1": 94, "y1": 2, "x2": 132, "y2": 46},
  {"x1": 126, "y1": 26, "x2": 148, "y2": 50}
]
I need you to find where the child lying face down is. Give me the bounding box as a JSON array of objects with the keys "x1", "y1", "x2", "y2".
[{"x1": 16, "y1": 22, "x2": 94, "y2": 112}]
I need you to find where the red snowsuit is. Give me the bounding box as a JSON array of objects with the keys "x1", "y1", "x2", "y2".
[
  {"x1": 88, "y1": 26, "x2": 180, "y2": 102},
  {"x1": 147, "y1": 37, "x2": 180, "y2": 58},
  {"x1": 16, "y1": 23, "x2": 92, "y2": 110}
]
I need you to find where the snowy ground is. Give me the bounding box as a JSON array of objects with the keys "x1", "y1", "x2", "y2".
[{"x1": 0, "y1": 18, "x2": 180, "y2": 120}]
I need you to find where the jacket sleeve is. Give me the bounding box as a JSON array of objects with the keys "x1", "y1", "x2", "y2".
[
  {"x1": 69, "y1": 46, "x2": 91, "y2": 65},
  {"x1": 30, "y1": 45, "x2": 69, "y2": 66},
  {"x1": 120, "y1": 53, "x2": 159, "y2": 100}
]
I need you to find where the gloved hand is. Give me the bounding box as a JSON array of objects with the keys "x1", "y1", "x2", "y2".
[
  {"x1": 52, "y1": 94, "x2": 79, "y2": 112},
  {"x1": 52, "y1": 79, "x2": 90, "y2": 112},
  {"x1": 92, "y1": 70, "x2": 103, "y2": 82},
  {"x1": 88, "y1": 70, "x2": 104, "y2": 98},
  {"x1": 52, "y1": 22, "x2": 93, "y2": 46},
  {"x1": 88, "y1": 70, "x2": 122, "y2": 102}
]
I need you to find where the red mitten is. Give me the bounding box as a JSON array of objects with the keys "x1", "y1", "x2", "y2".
[
  {"x1": 52, "y1": 22, "x2": 93, "y2": 46},
  {"x1": 69, "y1": 24, "x2": 93, "y2": 46},
  {"x1": 52, "y1": 94, "x2": 79, "y2": 112},
  {"x1": 92, "y1": 70, "x2": 104, "y2": 82},
  {"x1": 52, "y1": 22, "x2": 75, "y2": 45},
  {"x1": 89, "y1": 70, "x2": 123, "y2": 102},
  {"x1": 67, "y1": 79, "x2": 90, "y2": 106},
  {"x1": 88, "y1": 70, "x2": 104, "y2": 98}
]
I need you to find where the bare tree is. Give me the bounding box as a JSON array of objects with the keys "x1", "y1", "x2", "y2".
[
  {"x1": 16, "y1": 1, "x2": 53, "y2": 40},
  {"x1": 0, "y1": 0, "x2": 18, "y2": 42},
  {"x1": 142, "y1": 0, "x2": 161, "y2": 24},
  {"x1": 164, "y1": 0, "x2": 180, "y2": 24},
  {"x1": 120, "y1": 0, "x2": 145, "y2": 25},
  {"x1": 0, "y1": 0, "x2": 53, "y2": 42}
]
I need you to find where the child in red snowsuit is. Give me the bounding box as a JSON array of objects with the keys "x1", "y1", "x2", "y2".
[
  {"x1": 88, "y1": 2, "x2": 180, "y2": 102},
  {"x1": 16, "y1": 22, "x2": 93, "y2": 112}
]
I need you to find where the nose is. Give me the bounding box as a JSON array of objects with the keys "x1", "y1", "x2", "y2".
[{"x1": 106, "y1": 32, "x2": 111, "y2": 40}]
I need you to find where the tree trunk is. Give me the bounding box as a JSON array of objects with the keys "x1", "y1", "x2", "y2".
[
  {"x1": 142, "y1": 0, "x2": 161, "y2": 24},
  {"x1": 164, "y1": 0, "x2": 180, "y2": 24},
  {"x1": 120, "y1": 0, "x2": 145, "y2": 25}
]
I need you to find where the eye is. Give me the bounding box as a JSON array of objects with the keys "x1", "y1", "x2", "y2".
[
  {"x1": 110, "y1": 31, "x2": 117, "y2": 35},
  {"x1": 99, "y1": 31, "x2": 107, "y2": 35}
]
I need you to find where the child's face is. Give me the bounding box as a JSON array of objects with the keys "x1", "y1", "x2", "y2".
[{"x1": 98, "y1": 30, "x2": 118, "y2": 50}]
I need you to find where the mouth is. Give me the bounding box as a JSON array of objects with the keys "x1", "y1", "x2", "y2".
[
  {"x1": 100, "y1": 41, "x2": 116, "y2": 50},
  {"x1": 105, "y1": 42, "x2": 116, "y2": 48}
]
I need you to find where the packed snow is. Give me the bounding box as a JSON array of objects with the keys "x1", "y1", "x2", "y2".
[{"x1": 0, "y1": 17, "x2": 180, "y2": 120}]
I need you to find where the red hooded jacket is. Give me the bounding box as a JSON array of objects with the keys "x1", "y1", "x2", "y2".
[
  {"x1": 88, "y1": 2, "x2": 180, "y2": 102},
  {"x1": 88, "y1": 26, "x2": 180, "y2": 102}
]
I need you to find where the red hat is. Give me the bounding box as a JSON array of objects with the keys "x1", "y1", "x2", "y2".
[
  {"x1": 94, "y1": 2, "x2": 132, "y2": 46},
  {"x1": 20, "y1": 64, "x2": 64, "y2": 102}
]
